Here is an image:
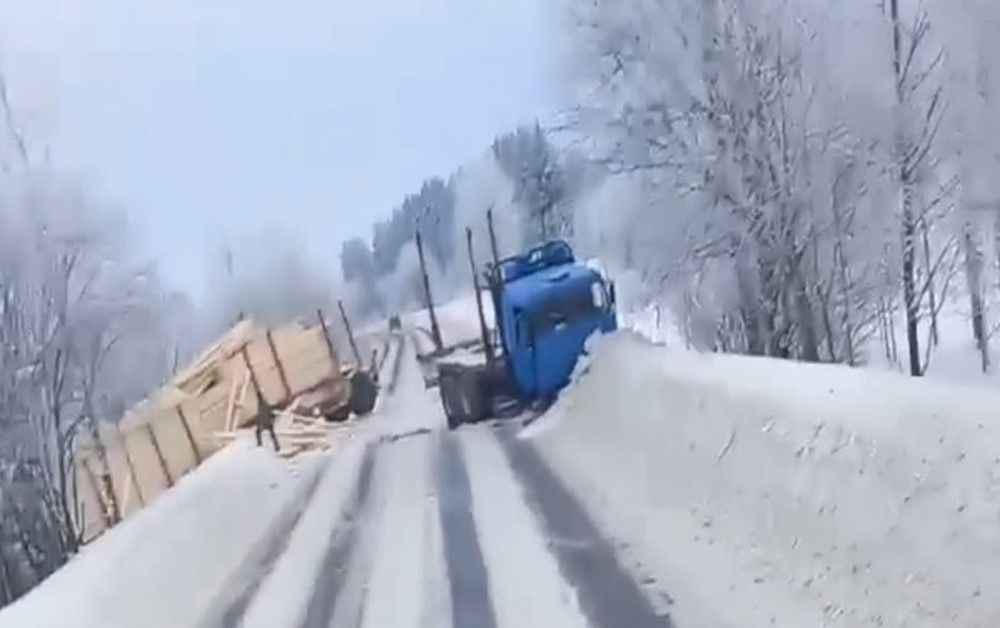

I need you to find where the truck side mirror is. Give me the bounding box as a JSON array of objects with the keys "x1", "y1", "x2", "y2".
[{"x1": 608, "y1": 281, "x2": 617, "y2": 308}]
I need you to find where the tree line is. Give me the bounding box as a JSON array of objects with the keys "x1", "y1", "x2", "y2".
[
  {"x1": 339, "y1": 122, "x2": 600, "y2": 318},
  {"x1": 566, "y1": 0, "x2": 1000, "y2": 376}
]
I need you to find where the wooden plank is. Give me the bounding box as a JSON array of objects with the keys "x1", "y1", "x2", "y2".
[
  {"x1": 223, "y1": 373, "x2": 239, "y2": 433},
  {"x1": 117, "y1": 426, "x2": 146, "y2": 508},
  {"x1": 226, "y1": 369, "x2": 250, "y2": 432},
  {"x1": 241, "y1": 340, "x2": 287, "y2": 402},
  {"x1": 241, "y1": 345, "x2": 269, "y2": 404},
  {"x1": 176, "y1": 406, "x2": 203, "y2": 464},
  {"x1": 145, "y1": 424, "x2": 174, "y2": 488},
  {"x1": 122, "y1": 428, "x2": 168, "y2": 503},
  {"x1": 151, "y1": 414, "x2": 196, "y2": 480}
]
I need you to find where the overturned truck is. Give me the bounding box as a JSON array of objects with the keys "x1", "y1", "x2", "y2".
[{"x1": 428, "y1": 213, "x2": 618, "y2": 429}]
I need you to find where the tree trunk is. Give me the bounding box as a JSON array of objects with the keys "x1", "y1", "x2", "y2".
[
  {"x1": 902, "y1": 200, "x2": 922, "y2": 376},
  {"x1": 964, "y1": 225, "x2": 990, "y2": 372},
  {"x1": 892, "y1": 0, "x2": 922, "y2": 377},
  {"x1": 736, "y1": 252, "x2": 764, "y2": 355},
  {"x1": 0, "y1": 541, "x2": 15, "y2": 605},
  {"x1": 794, "y1": 267, "x2": 821, "y2": 362},
  {"x1": 921, "y1": 220, "x2": 940, "y2": 346},
  {"x1": 887, "y1": 298, "x2": 900, "y2": 366}
]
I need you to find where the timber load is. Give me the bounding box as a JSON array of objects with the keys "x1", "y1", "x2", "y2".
[{"x1": 73, "y1": 315, "x2": 378, "y2": 543}]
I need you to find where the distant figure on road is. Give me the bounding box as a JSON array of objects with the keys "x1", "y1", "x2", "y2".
[{"x1": 253, "y1": 388, "x2": 280, "y2": 452}]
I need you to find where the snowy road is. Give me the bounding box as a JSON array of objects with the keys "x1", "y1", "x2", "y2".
[
  {"x1": 284, "y1": 428, "x2": 669, "y2": 628},
  {"x1": 231, "y1": 334, "x2": 672, "y2": 628},
  {"x1": 10, "y1": 323, "x2": 1000, "y2": 628}
]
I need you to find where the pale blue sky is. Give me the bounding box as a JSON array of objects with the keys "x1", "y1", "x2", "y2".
[{"x1": 0, "y1": 0, "x2": 561, "y2": 293}]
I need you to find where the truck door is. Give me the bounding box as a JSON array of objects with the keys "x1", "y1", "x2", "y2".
[
  {"x1": 531, "y1": 310, "x2": 583, "y2": 398},
  {"x1": 507, "y1": 309, "x2": 538, "y2": 398}
]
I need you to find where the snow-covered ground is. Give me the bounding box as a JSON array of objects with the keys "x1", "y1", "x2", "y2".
[
  {"x1": 0, "y1": 442, "x2": 328, "y2": 628},
  {"x1": 239, "y1": 441, "x2": 367, "y2": 628},
  {"x1": 11, "y1": 290, "x2": 1000, "y2": 628},
  {"x1": 528, "y1": 331, "x2": 1000, "y2": 627},
  {"x1": 462, "y1": 428, "x2": 589, "y2": 628},
  {"x1": 871, "y1": 304, "x2": 1000, "y2": 389}
]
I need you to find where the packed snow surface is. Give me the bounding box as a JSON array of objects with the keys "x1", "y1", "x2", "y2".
[
  {"x1": 240, "y1": 441, "x2": 366, "y2": 628},
  {"x1": 529, "y1": 331, "x2": 1000, "y2": 627}
]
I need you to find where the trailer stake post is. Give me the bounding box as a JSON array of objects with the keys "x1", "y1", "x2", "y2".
[
  {"x1": 466, "y1": 227, "x2": 493, "y2": 364},
  {"x1": 415, "y1": 230, "x2": 444, "y2": 352}
]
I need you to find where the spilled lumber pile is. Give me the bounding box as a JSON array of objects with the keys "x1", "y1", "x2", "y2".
[
  {"x1": 212, "y1": 409, "x2": 346, "y2": 460},
  {"x1": 74, "y1": 315, "x2": 353, "y2": 543}
]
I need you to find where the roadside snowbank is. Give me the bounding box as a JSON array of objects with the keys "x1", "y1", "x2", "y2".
[
  {"x1": 0, "y1": 442, "x2": 326, "y2": 628},
  {"x1": 241, "y1": 441, "x2": 365, "y2": 628},
  {"x1": 530, "y1": 332, "x2": 1000, "y2": 627}
]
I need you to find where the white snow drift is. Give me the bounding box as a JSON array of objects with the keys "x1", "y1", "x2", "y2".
[
  {"x1": 530, "y1": 331, "x2": 1000, "y2": 627},
  {"x1": 0, "y1": 442, "x2": 327, "y2": 628}
]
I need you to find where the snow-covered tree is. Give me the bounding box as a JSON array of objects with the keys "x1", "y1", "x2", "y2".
[{"x1": 563, "y1": 0, "x2": 994, "y2": 372}]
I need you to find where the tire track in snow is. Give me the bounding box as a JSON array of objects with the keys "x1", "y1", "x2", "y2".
[
  {"x1": 438, "y1": 432, "x2": 498, "y2": 628},
  {"x1": 210, "y1": 457, "x2": 328, "y2": 628},
  {"x1": 354, "y1": 432, "x2": 444, "y2": 628},
  {"x1": 299, "y1": 444, "x2": 377, "y2": 628},
  {"x1": 460, "y1": 428, "x2": 590, "y2": 628},
  {"x1": 498, "y1": 431, "x2": 673, "y2": 628},
  {"x1": 386, "y1": 333, "x2": 406, "y2": 395}
]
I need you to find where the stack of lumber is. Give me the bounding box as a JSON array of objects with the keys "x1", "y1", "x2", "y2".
[
  {"x1": 172, "y1": 319, "x2": 261, "y2": 396},
  {"x1": 74, "y1": 316, "x2": 346, "y2": 543}
]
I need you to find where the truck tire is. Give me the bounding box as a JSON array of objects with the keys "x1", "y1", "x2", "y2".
[
  {"x1": 349, "y1": 370, "x2": 378, "y2": 416},
  {"x1": 439, "y1": 368, "x2": 464, "y2": 429},
  {"x1": 458, "y1": 369, "x2": 487, "y2": 424},
  {"x1": 438, "y1": 365, "x2": 487, "y2": 429}
]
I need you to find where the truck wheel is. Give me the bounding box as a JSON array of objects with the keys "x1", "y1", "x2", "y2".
[
  {"x1": 439, "y1": 370, "x2": 463, "y2": 429},
  {"x1": 439, "y1": 365, "x2": 488, "y2": 429},
  {"x1": 349, "y1": 370, "x2": 378, "y2": 416},
  {"x1": 459, "y1": 370, "x2": 487, "y2": 423}
]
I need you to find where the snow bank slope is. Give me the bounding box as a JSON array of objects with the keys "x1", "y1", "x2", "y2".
[
  {"x1": 241, "y1": 442, "x2": 364, "y2": 628},
  {"x1": 0, "y1": 442, "x2": 325, "y2": 628},
  {"x1": 531, "y1": 332, "x2": 1000, "y2": 627}
]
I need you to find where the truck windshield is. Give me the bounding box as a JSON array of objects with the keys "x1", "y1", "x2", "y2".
[{"x1": 531, "y1": 286, "x2": 601, "y2": 334}]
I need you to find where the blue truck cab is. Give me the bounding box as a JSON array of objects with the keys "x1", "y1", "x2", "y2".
[
  {"x1": 437, "y1": 239, "x2": 617, "y2": 428},
  {"x1": 494, "y1": 240, "x2": 617, "y2": 401}
]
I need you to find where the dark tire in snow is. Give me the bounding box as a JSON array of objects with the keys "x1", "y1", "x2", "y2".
[
  {"x1": 349, "y1": 370, "x2": 378, "y2": 416},
  {"x1": 439, "y1": 364, "x2": 487, "y2": 429}
]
